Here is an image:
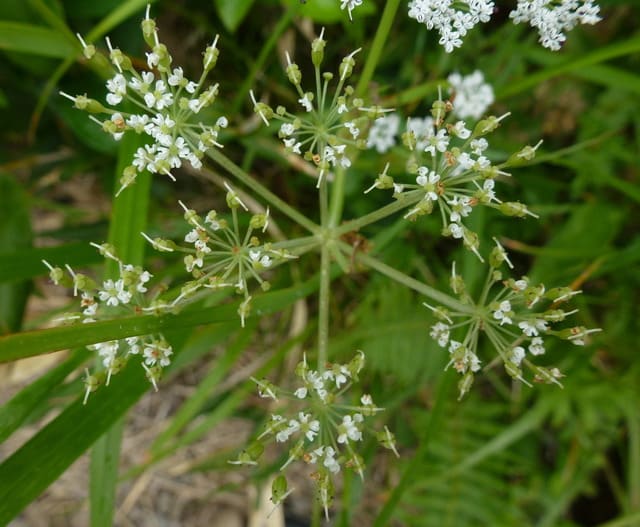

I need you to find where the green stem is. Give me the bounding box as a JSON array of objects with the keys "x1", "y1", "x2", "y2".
[
  {"x1": 355, "y1": 0, "x2": 402, "y2": 98},
  {"x1": 328, "y1": 166, "x2": 346, "y2": 228},
  {"x1": 320, "y1": 178, "x2": 329, "y2": 227},
  {"x1": 206, "y1": 149, "x2": 319, "y2": 233},
  {"x1": 271, "y1": 235, "x2": 321, "y2": 251},
  {"x1": 91, "y1": 133, "x2": 151, "y2": 527},
  {"x1": 347, "y1": 245, "x2": 472, "y2": 313},
  {"x1": 317, "y1": 243, "x2": 331, "y2": 371},
  {"x1": 333, "y1": 195, "x2": 417, "y2": 236}
]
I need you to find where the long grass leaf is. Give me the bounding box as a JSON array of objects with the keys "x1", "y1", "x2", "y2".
[
  {"x1": 0, "y1": 349, "x2": 90, "y2": 443},
  {"x1": 0, "y1": 21, "x2": 74, "y2": 58},
  {"x1": 0, "y1": 271, "x2": 327, "y2": 363}
]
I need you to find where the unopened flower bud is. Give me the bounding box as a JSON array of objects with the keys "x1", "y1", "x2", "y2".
[
  {"x1": 504, "y1": 360, "x2": 522, "y2": 380},
  {"x1": 286, "y1": 61, "x2": 302, "y2": 86},
  {"x1": 506, "y1": 140, "x2": 543, "y2": 166},
  {"x1": 339, "y1": 49, "x2": 360, "y2": 80},
  {"x1": 377, "y1": 426, "x2": 399, "y2": 457},
  {"x1": 458, "y1": 371, "x2": 474, "y2": 399},
  {"x1": 141, "y1": 17, "x2": 157, "y2": 47},
  {"x1": 499, "y1": 201, "x2": 529, "y2": 217},
  {"x1": 73, "y1": 94, "x2": 107, "y2": 113},
  {"x1": 203, "y1": 36, "x2": 220, "y2": 71},
  {"x1": 311, "y1": 30, "x2": 326, "y2": 67}
]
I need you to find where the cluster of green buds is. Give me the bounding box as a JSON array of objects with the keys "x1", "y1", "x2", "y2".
[
  {"x1": 366, "y1": 93, "x2": 543, "y2": 259},
  {"x1": 142, "y1": 184, "x2": 297, "y2": 327},
  {"x1": 62, "y1": 5, "x2": 227, "y2": 194},
  {"x1": 43, "y1": 243, "x2": 172, "y2": 402},
  {"x1": 250, "y1": 28, "x2": 383, "y2": 187},
  {"x1": 230, "y1": 352, "x2": 398, "y2": 519},
  {"x1": 425, "y1": 240, "x2": 601, "y2": 398}
]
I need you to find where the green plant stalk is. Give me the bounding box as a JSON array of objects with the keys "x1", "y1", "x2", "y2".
[
  {"x1": 628, "y1": 398, "x2": 640, "y2": 511},
  {"x1": 90, "y1": 135, "x2": 151, "y2": 527},
  {"x1": 333, "y1": 194, "x2": 418, "y2": 237},
  {"x1": 320, "y1": 176, "x2": 329, "y2": 227},
  {"x1": 328, "y1": 166, "x2": 346, "y2": 228},
  {"x1": 343, "y1": 242, "x2": 471, "y2": 313},
  {"x1": 355, "y1": 0, "x2": 402, "y2": 98},
  {"x1": 207, "y1": 148, "x2": 319, "y2": 233},
  {"x1": 317, "y1": 243, "x2": 331, "y2": 371},
  {"x1": 0, "y1": 265, "x2": 333, "y2": 362}
]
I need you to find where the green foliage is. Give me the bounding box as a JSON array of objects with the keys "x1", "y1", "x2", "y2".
[{"x1": 0, "y1": 0, "x2": 638, "y2": 526}]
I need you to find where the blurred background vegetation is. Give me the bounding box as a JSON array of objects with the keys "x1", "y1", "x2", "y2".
[{"x1": 0, "y1": 0, "x2": 639, "y2": 525}]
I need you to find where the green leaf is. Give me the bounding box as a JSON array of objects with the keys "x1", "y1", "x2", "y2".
[
  {"x1": 497, "y1": 35, "x2": 640, "y2": 99},
  {"x1": 529, "y1": 202, "x2": 624, "y2": 284},
  {"x1": 214, "y1": 0, "x2": 256, "y2": 33},
  {"x1": 0, "y1": 270, "x2": 329, "y2": 363},
  {"x1": 0, "y1": 21, "x2": 75, "y2": 58},
  {"x1": 0, "y1": 174, "x2": 33, "y2": 334},
  {"x1": 0, "y1": 242, "x2": 103, "y2": 283},
  {"x1": 283, "y1": 0, "x2": 375, "y2": 23},
  {"x1": 0, "y1": 349, "x2": 90, "y2": 444},
  {"x1": 0, "y1": 353, "x2": 150, "y2": 525}
]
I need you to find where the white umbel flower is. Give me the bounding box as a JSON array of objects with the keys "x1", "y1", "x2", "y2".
[{"x1": 448, "y1": 71, "x2": 495, "y2": 120}]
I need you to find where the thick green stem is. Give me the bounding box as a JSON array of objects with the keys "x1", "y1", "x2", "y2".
[
  {"x1": 320, "y1": 178, "x2": 329, "y2": 227},
  {"x1": 206, "y1": 149, "x2": 319, "y2": 233},
  {"x1": 355, "y1": 0, "x2": 402, "y2": 98},
  {"x1": 347, "y1": 244, "x2": 472, "y2": 313},
  {"x1": 328, "y1": 166, "x2": 346, "y2": 228},
  {"x1": 334, "y1": 195, "x2": 418, "y2": 236},
  {"x1": 317, "y1": 242, "x2": 331, "y2": 372}
]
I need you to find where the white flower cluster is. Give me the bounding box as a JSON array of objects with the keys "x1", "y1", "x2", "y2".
[
  {"x1": 251, "y1": 29, "x2": 379, "y2": 187},
  {"x1": 43, "y1": 243, "x2": 172, "y2": 402},
  {"x1": 142, "y1": 188, "x2": 296, "y2": 327},
  {"x1": 366, "y1": 113, "x2": 401, "y2": 153},
  {"x1": 231, "y1": 352, "x2": 398, "y2": 519},
  {"x1": 425, "y1": 241, "x2": 600, "y2": 398},
  {"x1": 510, "y1": 0, "x2": 601, "y2": 51},
  {"x1": 64, "y1": 6, "x2": 227, "y2": 194},
  {"x1": 447, "y1": 70, "x2": 495, "y2": 120},
  {"x1": 408, "y1": 0, "x2": 600, "y2": 52},
  {"x1": 366, "y1": 95, "x2": 540, "y2": 258},
  {"x1": 366, "y1": 71, "x2": 493, "y2": 153},
  {"x1": 408, "y1": 0, "x2": 495, "y2": 52}
]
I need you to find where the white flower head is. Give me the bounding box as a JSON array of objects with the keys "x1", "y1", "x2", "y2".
[
  {"x1": 367, "y1": 113, "x2": 400, "y2": 153},
  {"x1": 448, "y1": 71, "x2": 495, "y2": 120}
]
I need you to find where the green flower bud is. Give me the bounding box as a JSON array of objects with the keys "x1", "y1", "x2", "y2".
[
  {"x1": 504, "y1": 360, "x2": 522, "y2": 380},
  {"x1": 286, "y1": 62, "x2": 302, "y2": 86},
  {"x1": 506, "y1": 140, "x2": 543, "y2": 167},
  {"x1": 271, "y1": 475, "x2": 289, "y2": 504},
  {"x1": 203, "y1": 40, "x2": 220, "y2": 70},
  {"x1": 499, "y1": 201, "x2": 530, "y2": 217},
  {"x1": 141, "y1": 17, "x2": 157, "y2": 47},
  {"x1": 431, "y1": 99, "x2": 447, "y2": 123},
  {"x1": 311, "y1": 33, "x2": 326, "y2": 67},
  {"x1": 347, "y1": 350, "x2": 365, "y2": 379},
  {"x1": 458, "y1": 372, "x2": 474, "y2": 399},
  {"x1": 109, "y1": 48, "x2": 132, "y2": 71},
  {"x1": 73, "y1": 95, "x2": 106, "y2": 113},
  {"x1": 545, "y1": 287, "x2": 577, "y2": 303}
]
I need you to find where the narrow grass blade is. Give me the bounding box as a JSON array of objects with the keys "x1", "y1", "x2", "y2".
[{"x1": 0, "y1": 349, "x2": 90, "y2": 443}]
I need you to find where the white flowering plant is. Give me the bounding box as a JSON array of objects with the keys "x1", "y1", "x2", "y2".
[{"x1": 2, "y1": 1, "x2": 637, "y2": 526}]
